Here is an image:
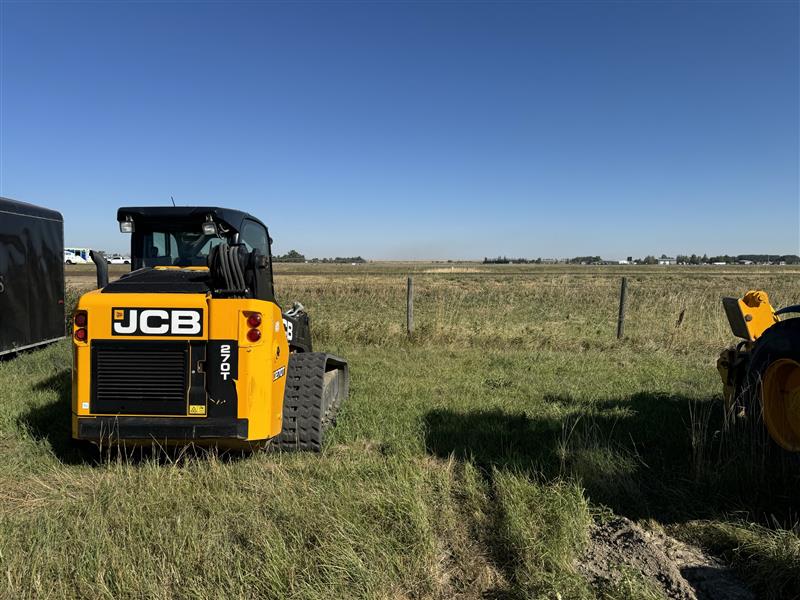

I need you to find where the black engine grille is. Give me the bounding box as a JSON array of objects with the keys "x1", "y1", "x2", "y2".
[{"x1": 91, "y1": 341, "x2": 189, "y2": 415}]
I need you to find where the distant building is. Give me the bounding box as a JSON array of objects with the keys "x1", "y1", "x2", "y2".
[
  {"x1": 658, "y1": 257, "x2": 676, "y2": 265},
  {"x1": 618, "y1": 260, "x2": 630, "y2": 265}
]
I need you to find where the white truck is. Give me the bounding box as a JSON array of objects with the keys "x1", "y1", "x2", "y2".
[{"x1": 64, "y1": 250, "x2": 90, "y2": 265}]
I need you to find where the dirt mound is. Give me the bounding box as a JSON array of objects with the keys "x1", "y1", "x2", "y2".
[{"x1": 577, "y1": 517, "x2": 753, "y2": 600}]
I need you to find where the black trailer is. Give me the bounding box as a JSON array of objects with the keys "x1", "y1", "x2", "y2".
[{"x1": 0, "y1": 197, "x2": 65, "y2": 355}]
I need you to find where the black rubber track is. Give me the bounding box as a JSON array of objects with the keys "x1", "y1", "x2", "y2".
[{"x1": 276, "y1": 352, "x2": 344, "y2": 452}]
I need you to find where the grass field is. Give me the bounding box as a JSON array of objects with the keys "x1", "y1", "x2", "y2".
[{"x1": 2, "y1": 263, "x2": 799, "y2": 599}]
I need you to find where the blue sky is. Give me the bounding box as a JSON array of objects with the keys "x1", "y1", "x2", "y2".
[{"x1": 1, "y1": 1, "x2": 798, "y2": 259}]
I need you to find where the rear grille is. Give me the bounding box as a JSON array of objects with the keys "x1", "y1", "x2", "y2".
[{"x1": 91, "y1": 341, "x2": 189, "y2": 415}]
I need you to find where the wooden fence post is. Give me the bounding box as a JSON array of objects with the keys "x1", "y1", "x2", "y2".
[
  {"x1": 407, "y1": 276, "x2": 414, "y2": 336},
  {"x1": 617, "y1": 277, "x2": 628, "y2": 339}
]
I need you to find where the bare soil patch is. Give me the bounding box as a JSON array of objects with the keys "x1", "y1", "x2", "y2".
[{"x1": 577, "y1": 517, "x2": 754, "y2": 600}]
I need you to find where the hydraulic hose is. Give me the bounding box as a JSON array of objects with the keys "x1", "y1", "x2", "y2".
[
  {"x1": 232, "y1": 246, "x2": 246, "y2": 291},
  {"x1": 209, "y1": 243, "x2": 248, "y2": 297}
]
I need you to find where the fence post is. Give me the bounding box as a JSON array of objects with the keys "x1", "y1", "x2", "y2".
[
  {"x1": 407, "y1": 276, "x2": 414, "y2": 336},
  {"x1": 617, "y1": 277, "x2": 628, "y2": 339}
]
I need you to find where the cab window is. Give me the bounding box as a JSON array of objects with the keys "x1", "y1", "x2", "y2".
[
  {"x1": 241, "y1": 220, "x2": 269, "y2": 255},
  {"x1": 138, "y1": 230, "x2": 227, "y2": 267},
  {"x1": 143, "y1": 232, "x2": 179, "y2": 266}
]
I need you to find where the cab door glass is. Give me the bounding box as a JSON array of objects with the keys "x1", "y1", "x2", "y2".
[{"x1": 241, "y1": 221, "x2": 269, "y2": 255}]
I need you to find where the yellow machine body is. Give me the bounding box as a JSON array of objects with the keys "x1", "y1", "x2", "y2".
[
  {"x1": 72, "y1": 285, "x2": 290, "y2": 446},
  {"x1": 71, "y1": 205, "x2": 348, "y2": 450},
  {"x1": 718, "y1": 289, "x2": 800, "y2": 451},
  {"x1": 717, "y1": 290, "x2": 779, "y2": 409}
]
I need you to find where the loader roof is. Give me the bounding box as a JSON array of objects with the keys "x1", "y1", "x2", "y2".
[
  {"x1": 1, "y1": 196, "x2": 63, "y2": 222},
  {"x1": 117, "y1": 206, "x2": 267, "y2": 233}
]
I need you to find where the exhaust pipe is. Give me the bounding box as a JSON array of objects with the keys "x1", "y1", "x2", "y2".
[{"x1": 90, "y1": 250, "x2": 108, "y2": 289}]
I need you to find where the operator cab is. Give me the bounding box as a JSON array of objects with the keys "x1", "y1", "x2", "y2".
[
  {"x1": 110, "y1": 207, "x2": 276, "y2": 301},
  {"x1": 118, "y1": 206, "x2": 271, "y2": 270}
]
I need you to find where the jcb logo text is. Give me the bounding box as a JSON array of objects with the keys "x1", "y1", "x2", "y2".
[{"x1": 112, "y1": 308, "x2": 203, "y2": 336}]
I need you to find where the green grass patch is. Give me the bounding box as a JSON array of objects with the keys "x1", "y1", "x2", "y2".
[{"x1": 4, "y1": 264, "x2": 800, "y2": 597}]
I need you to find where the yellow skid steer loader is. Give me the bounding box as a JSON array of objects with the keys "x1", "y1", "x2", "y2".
[{"x1": 72, "y1": 206, "x2": 347, "y2": 450}]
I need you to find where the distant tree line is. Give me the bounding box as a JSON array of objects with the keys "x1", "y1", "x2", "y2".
[
  {"x1": 674, "y1": 254, "x2": 800, "y2": 265},
  {"x1": 568, "y1": 256, "x2": 602, "y2": 265},
  {"x1": 274, "y1": 250, "x2": 306, "y2": 263},
  {"x1": 273, "y1": 250, "x2": 366, "y2": 264},
  {"x1": 483, "y1": 256, "x2": 543, "y2": 264},
  {"x1": 483, "y1": 254, "x2": 800, "y2": 265},
  {"x1": 308, "y1": 256, "x2": 366, "y2": 264},
  {"x1": 484, "y1": 256, "x2": 612, "y2": 265}
]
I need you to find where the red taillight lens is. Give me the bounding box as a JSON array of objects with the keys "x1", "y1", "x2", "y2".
[
  {"x1": 74, "y1": 312, "x2": 87, "y2": 327},
  {"x1": 247, "y1": 328, "x2": 262, "y2": 343},
  {"x1": 74, "y1": 328, "x2": 87, "y2": 342},
  {"x1": 247, "y1": 313, "x2": 262, "y2": 328}
]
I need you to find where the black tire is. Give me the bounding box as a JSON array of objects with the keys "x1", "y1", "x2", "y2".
[
  {"x1": 276, "y1": 352, "x2": 348, "y2": 452},
  {"x1": 738, "y1": 318, "x2": 800, "y2": 452}
]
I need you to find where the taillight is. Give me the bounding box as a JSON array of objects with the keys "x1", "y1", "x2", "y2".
[
  {"x1": 246, "y1": 312, "x2": 262, "y2": 343},
  {"x1": 74, "y1": 311, "x2": 88, "y2": 342}
]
